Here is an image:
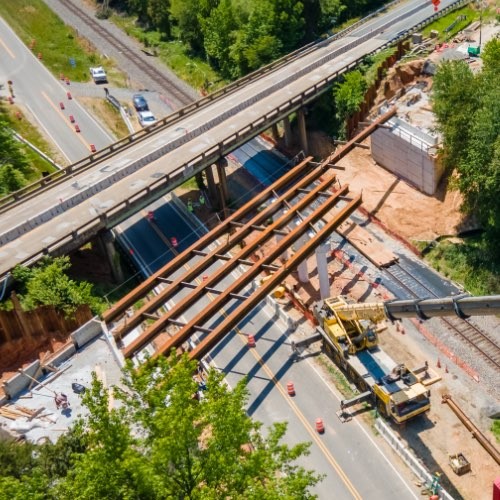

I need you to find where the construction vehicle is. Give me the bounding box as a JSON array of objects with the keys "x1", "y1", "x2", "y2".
[{"x1": 292, "y1": 294, "x2": 500, "y2": 424}]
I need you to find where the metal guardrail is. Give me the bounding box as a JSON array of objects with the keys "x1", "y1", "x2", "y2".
[{"x1": 0, "y1": 0, "x2": 417, "y2": 213}]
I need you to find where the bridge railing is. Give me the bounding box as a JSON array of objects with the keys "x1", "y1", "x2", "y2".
[
  {"x1": 0, "y1": 0, "x2": 412, "y2": 213},
  {"x1": 0, "y1": 0, "x2": 470, "y2": 272}
]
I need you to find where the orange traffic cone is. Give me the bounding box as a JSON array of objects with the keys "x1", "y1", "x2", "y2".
[
  {"x1": 247, "y1": 335, "x2": 256, "y2": 348},
  {"x1": 59, "y1": 102, "x2": 65, "y2": 110},
  {"x1": 74, "y1": 124, "x2": 80, "y2": 133},
  {"x1": 67, "y1": 91, "x2": 72, "y2": 100},
  {"x1": 69, "y1": 115, "x2": 75, "y2": 123},
  {"x1": 90, "y1": 144, "x2": 96, "y2": 153},
  {"x1": 286, "y1": 382, "x2": 295, "y2": 396},
  {"x1": 315, "y1": 418, "x2": 325, "y2": 434}
]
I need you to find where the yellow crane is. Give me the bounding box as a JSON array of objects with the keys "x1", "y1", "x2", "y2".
[{"x1": 292, "y1": 294, "x2": 500, "y2": 424}]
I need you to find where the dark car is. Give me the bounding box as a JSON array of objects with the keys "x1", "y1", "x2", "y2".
[{"x1": 132, "y1": 94, "x2": 148, "y2": 112}]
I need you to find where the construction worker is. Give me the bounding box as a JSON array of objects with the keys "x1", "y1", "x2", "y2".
[
  {"x1": 199, "y1": 194, "x2": 205, "y2": 206},
  {"x1": 187, "y1": 198, "x2": 193, "y2": 213},
  {"x1": 54, "y1": 392, "x2": 69, "y2": 410}
]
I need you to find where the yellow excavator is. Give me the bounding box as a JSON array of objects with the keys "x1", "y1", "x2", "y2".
[{"x1": 291, "y1": 294, "x2": 500, "y2": 424}]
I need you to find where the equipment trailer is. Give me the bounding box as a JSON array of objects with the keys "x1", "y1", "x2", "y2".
[{"x1": 292, "y1": 294, "x2": 500, "y2": 424}]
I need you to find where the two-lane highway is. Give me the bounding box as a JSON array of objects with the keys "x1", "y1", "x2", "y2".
[{"x1": 0, "y1": 17, "x2": 113, "y2": 162}]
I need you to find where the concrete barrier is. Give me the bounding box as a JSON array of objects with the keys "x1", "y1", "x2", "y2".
[
  {"x1": 48, "y1": 342, "x2": 77, "y2": 367},
  {"x1": 70, "y1": 317, "x2": 103, "y2": 348},
  {"x1": 2, "y1": 360, "x2": 41, "y2": 399}
]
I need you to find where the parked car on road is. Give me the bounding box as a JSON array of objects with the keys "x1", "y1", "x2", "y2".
[
  {"x1": 138, "y1": 111, "x2": 157, "y2": 127},
  {"x1": 90, "y1": 66, "x2": 107, "y2": 84},
  {"x1": 132, "y1": 94, "x2": 148, "y2": 112}
]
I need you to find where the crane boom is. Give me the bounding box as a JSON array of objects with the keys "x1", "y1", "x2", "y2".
[{"x1": 332, "y1": 294, "x2": 500, "y2": 322}]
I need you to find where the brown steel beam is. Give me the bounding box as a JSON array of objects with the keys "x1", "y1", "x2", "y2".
[
  {"x1": 111, "y1": 161, "x2": 330, "y2": 339},
  {"x1": 122, "y1": 178, "x2": 345, "y2": 357},
  {"x1": 319, "y1": 107, "x2": 396, "y2": 168},
  {"x1": 151, "y1": 187, "x2": 354, "y2": 360},
  {"x1": 115, "y1": 169, "x2": 339, "y2": 343},
  {"x1": 188, "y1": 195, "x2": 361, "y2": 360},
  {"x1": 102, "y1": 155, "x2": 313, "y2": 324}
]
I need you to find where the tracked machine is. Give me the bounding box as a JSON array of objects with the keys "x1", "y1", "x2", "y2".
[{"x1": 292, "y1": 294, "x2": 500, "y2": 424}]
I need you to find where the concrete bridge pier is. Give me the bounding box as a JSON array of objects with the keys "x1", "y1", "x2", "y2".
[
  {"x1": 283, "y1": 116, "x2": 293, "y2": 149},
  {"x1": 99, "y1": 230, "x2": 124, "y2": 284},
  {"x1": 295, "y1": 226, "x2": 310, "y2": 283},
  {"x1": 216, "y1": 157, "x2": 230, "y2": 217},
  {"x1": 271, "y1": 123, "x2": 280, "y2": 142},
  {"x1": 315, "y1": 241, "x2": 331, "y2": 299},
  {"x1": 297, "y1": 109, "x2": 308, "y2": 155},
  {"x1": 205, "y1": 164, "x2": 219, "y2": 209}
]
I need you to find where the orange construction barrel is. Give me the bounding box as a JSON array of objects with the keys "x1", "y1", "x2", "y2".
[
  {"x1": 247, "y1": 335, "x2": 256, "y2": 348},
  {"x1": 315, "y1": 418, "x2": 325, "y2": 434},
  {"x1": 287, "y1": 382, "x2": 295, "y2": 396}
]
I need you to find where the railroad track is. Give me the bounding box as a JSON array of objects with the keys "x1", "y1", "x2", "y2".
[
  {"x1": 62, "y1": 0, "x2": 194, "y2": 106},
  {"x1": 384, "y1": 263, "x2": 500, "y2": 371}
]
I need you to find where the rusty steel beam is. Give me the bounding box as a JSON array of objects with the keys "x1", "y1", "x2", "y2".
[
  {"x1": 111, "y1": 163, "x2": 332, "y2": 339},
  {"x1": 151, "y1": 187, "x2": 355, "y2": 360},
  {"x1": 442, "y1": 394, "x2": 500, "y2": 466},
  {"x1": 188, "y1": 195, "x2": 362, "y2": 360},
  {"x1": 116, "y1": 172, "x2": 339, "y2": 345},
  {"x1": 319, "y1": 107, "x2": 396, "y2": 168},
  {"x1": 122, "y1": 180, "x2": 346, "y2": 357},
  {"x1": 102, "y1": 155, "x2": 313, "y2": 324}
]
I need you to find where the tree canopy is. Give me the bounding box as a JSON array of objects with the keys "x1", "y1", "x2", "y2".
[
  {"x1": 0, "y1": 354, "x2": 321, "y2": 499},
  {"x1": 100, "y1": 0, "x2": 385, "y2": 79},
  {"x1": 431, "y1": 38, "x2": 500, "y2": 243},
  {"x1": 9, "y1": 256, "x2": 105, "y2": 315},
  {"x1": 0, "y1": 117, "x2": 29, "y2": 195}
]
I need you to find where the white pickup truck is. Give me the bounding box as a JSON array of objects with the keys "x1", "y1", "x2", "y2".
[{"x1": 90, "y1": 66, "x2": 107, "y2": 83}]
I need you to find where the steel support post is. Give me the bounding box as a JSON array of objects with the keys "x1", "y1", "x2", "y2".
[
  {"x1": 296, "y1": 226, "x2": 309, "y2": 283},
  {"x1": 205, "y1": 164, "x2": 219, "y2": 209},
  {"x1": 316, "y1": 241, "x2": 331, "y2": 299},
  {"x1": 297, "y1": 109, "x2": 309, "y2": 155},
  {"x1": 216, "y1": 157, "x2": 229, "y2": 207},
  {"x1": 99, "y1": 230, "x2": 124, "y2": 284},
  {"x1": 271, "y1": 123, "x2": 279, "y2": 141},
  {"x1": 283, "y1": 116, "x2": 293, "y2": 148}
]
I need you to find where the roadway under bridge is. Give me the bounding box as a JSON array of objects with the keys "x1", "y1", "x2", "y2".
[
  {"x1": 103, "y1": 150, "x2": 363, "y2": 362},
  {"x1": 0, "y1": 0, "x2": 468, "y2": 279}
]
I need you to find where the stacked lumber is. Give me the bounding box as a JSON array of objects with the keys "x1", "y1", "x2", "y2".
[{"x1": 0, "y1": 405, "x2": 46, "y2": 421}]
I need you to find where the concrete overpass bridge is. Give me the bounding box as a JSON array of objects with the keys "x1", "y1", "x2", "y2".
[{"x1": 0, "y1": 0, "x2": 467, "y2": 279}]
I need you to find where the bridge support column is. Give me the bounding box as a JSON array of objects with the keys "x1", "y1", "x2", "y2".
[
  {"x1": 316, "y1": 241, "x2": 331, "y2": 299},
  {"x1": 216, "y1": 158, "x2": 229, "y2": 216},
  {"x1": 283, "y1": 116, "x2": 293, "y2": 149},
  {"x1": 295, "y1": 225, "x2": 309, "y2": 283},
  {"x1": 205, "y1": 164, "x2": 219, "y2": 209},
  {"x1": 297, "y1": 109, "x2": 308, "y2": 155},
  {"x1": 100, "y1": 230, "x2": 124, "y2": 284},
  {"x1": 271, "y1": 123, "x2": 279, "y2": 141}
]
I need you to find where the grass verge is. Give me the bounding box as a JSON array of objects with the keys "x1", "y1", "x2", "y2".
[
  {"x1": 1, "y1": 102, "x2": 58, "y2": 178},
  {"x1": 418, "y1": 235, "x2": 500, "y2": 295},
  {"x1": 111, "y1": 13, "x2": 224, "y2": 93}
]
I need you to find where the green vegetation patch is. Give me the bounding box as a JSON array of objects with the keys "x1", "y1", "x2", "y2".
[
  {"x1": 492, "y1": 419, "x2": 500, "y2": 443},
  {"x1": 422, "y1": 236, "x2": 500, "y2": 296},
  {"x1": 0, "y1": 0, "x2": 109, "y2": 83},
  {"x1": 421, "y1": 6, "x2": 479, "y2": 42}
]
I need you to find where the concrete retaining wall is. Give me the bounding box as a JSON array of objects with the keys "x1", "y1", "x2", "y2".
[
  {"x1": 2, "y1": 360, "x2": 40, "y2": 399},
  {"x1": 70, "y1": 317, "x2": 103, "y2": 349},
  {"x1": 49, "y1": 343, "x2": 77, "y2": 367},
  {"x1": 371, "y1": 122, "x2": 443, "y2": 195}
]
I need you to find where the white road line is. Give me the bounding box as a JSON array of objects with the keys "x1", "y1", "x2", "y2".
[{"x1": 25, "y1": 103, "x2": 72, "y2": 164}]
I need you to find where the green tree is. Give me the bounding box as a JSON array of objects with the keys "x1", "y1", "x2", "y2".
[
  {"x1": 432, "y1": 39, "x2": 500, "y2": 243},
  {"x1": 333, "y1": 69, "x2": 367, "y2": 138},
  {"x1": 56, "y1": 354, "x2": 321, "y2": 499},
  {"x1": 0, "y1": 163, "x2": 27, "y2": 194},
  {"x1": 11, "y1": 256, "x2": 105, "y2": 315}
]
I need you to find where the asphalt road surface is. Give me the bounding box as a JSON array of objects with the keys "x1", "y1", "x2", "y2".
[{"x1": 0, "y1": 16, "x2": 113, "y2": 163}]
